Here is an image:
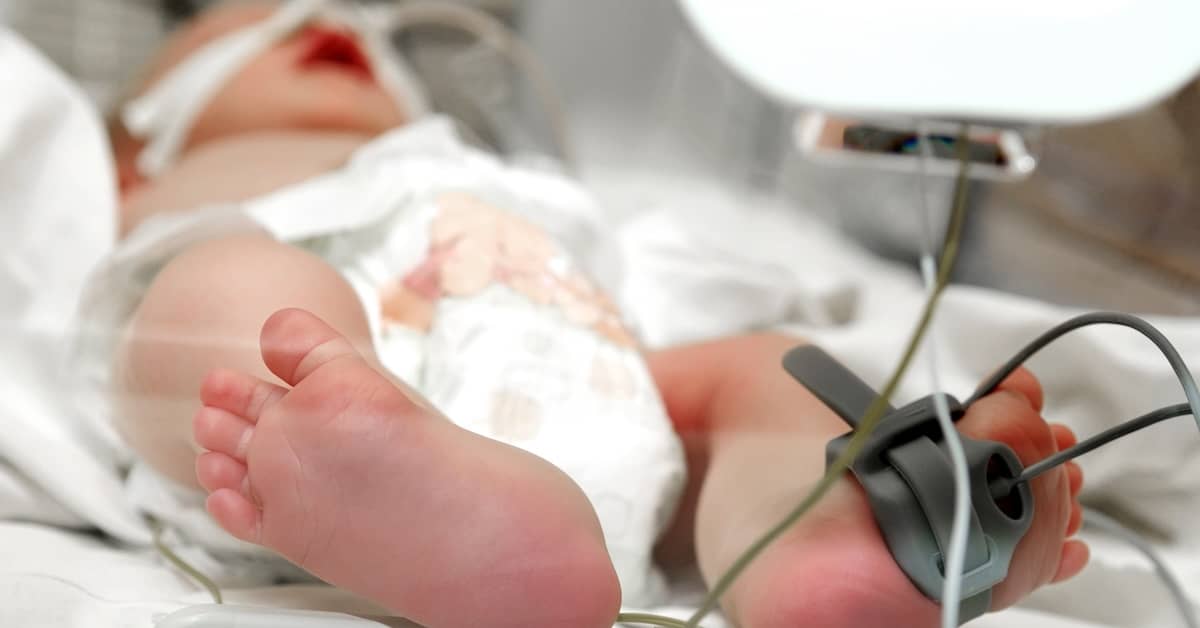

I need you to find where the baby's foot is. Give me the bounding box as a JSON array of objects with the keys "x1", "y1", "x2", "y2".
[
  {"x1": 726, "y1": 370, "x2": 1087, "y2": 628},
  {"x1": 192, "y1": 308, "x2": 620, "y2": 628}
]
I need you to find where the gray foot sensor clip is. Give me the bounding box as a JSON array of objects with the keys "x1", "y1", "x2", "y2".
[{"x1": 783, "y1": 345, "x2": 1033, "y2": 624}]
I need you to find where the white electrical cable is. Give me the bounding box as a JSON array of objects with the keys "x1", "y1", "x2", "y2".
[
  {"x1": 915, "y1": 121, "x2": 973, "y2": 628},
  {"x1": 1083, "y1": 508, "x2": 1199, "y2": 628},
  {"x1": 346, "y1": 3, "x2": 431, "y2": 119}
]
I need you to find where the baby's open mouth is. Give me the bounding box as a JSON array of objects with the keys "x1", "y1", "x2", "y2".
[{"x1": 298, "y1": 27, "x2": 375, "y2": 82}]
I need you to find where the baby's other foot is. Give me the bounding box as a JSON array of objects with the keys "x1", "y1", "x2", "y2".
[
  {"x1": 726, "y1": 369, "x2": 1087, "y2": 628},
  {"x1": 193, "y1": 308, "x2": 620, "y2": 628}
]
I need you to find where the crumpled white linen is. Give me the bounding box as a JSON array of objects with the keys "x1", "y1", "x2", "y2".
[{"x1": 0, "y1": 27, "x2": 147, "y2": 544}]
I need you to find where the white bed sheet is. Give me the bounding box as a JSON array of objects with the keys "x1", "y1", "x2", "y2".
[
  {"x1": 1, "y1": 518, "x2": 1190, "y2": 628},
  {"x1": 2, "y1": 24, "x2": 1199, "y2": 628}
]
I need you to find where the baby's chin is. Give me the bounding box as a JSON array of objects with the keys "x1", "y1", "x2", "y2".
[
  {"x1": 181, "y1": 101, "x2": 405, "y2": 153},
  {"x1": 184, "y1": 73, "x2": 407, "y2": 147},
  {"x1": 293, "y1": 70, "x2": 410, "y2": 131},
  {"x1": 290, "y1": 104, "x2": 406, "y2": 138}
]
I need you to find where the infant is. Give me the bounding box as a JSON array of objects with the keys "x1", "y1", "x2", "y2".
[{"x1": 98, "y1": 2, "x2": 1088, "y2": 627}]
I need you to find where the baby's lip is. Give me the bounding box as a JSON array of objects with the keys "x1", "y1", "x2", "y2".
[{"x1": 297, "y1": 26, "x2": 375, "y2": 82}]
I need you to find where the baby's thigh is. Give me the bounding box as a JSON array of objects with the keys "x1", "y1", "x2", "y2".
[{"x1": 114, "y1": 234, "x2": 372, "y2": 487}]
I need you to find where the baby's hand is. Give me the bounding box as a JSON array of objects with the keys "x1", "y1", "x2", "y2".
[{"x1": 958, "y1": 370, "x2": 1089, "y2": 609}]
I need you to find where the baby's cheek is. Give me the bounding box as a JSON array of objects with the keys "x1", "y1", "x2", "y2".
[{"x1": 187, "y1": 58, "x2": 290, "y2": 144}]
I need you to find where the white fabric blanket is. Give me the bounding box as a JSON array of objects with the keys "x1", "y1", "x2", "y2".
[{"x1": 1, "y1": 26, "x2": 1198, "y2": 628}]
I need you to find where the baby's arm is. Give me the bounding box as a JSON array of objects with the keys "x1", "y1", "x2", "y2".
[{"x1": 648, "y1": 333, "x2": 1087, "y2": 627}]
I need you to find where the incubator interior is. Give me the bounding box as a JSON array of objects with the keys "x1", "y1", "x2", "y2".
[
  {"x1": 2, "y1": 2, "x2": 1200, "y2": 628},
  {"x1": 7, "y1": 0, "x2": 1200, "y2": 312}
]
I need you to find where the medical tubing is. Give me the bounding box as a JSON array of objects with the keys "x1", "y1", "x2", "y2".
[
  {"x1": 915, "y1": 122, "x2": 973, "y2": 628},
  {"x1": 965, "y1": 313, "x2": 1200, "y2": 434},
  {"x1": 353, "y1": 5, "x2": 431, "y2": 117},
  {"x1": 924, "y1": 287, "x2": 970, "y2": 628},
  {"x1": 683, "y1": 126, "x2": 975, "y2": 628},
  {"x1": 151, "y1": 521, "x2": 223, "y2": 604},
  {"x1": 968, "y1": 312, "x2": 1200, "y2": 628},
  {"x1": 988, "y1": 403, "x2": 1192, "y2": 494},
  {"x1": 615, "y1": 612, "x2": 691, "y2": 627},
  {"x1": 383, "y1": 1, "x2": 576, "y2": 168},
  {"x1": 924, "y1": 293, "x2": 971, "y2": 628},
  {"x1": 1083, "y1": 508, "x2": 1199, "y2": 628},
  {"x1": 127, "y1": 0, "x2": 320, "y2": 176}
]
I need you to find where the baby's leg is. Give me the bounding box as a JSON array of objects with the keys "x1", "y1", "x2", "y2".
[
  {"x1": 193, "y1": 309, "x2": 620, "y2": 627},
  {"x1": 117, "y1": 234, "x2": 620, "y2": 625},
  {"x1": 650, "y1": 334, "x2": 1087, "y2": 628},
  {"x1": 113, "y1": 234, "x2": 379, "y2": 488}
]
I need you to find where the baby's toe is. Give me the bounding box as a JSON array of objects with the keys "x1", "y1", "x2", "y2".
[
  {"x1": 259, "y1": 308, "x2": 363, "y2": 386},
  {"x1": 206, "y1": 488, "x2": 261, "y2": 544},
  {"x1": 1052, "y1": 540, "x2": 1090, "y2": 583},
  {"x1": 1067, "y1": 500, "x2": 1083, "y2": 536},
  {"x1": 196, "y1": 451, "x2": 248, "y2": 495},
  {"x1": 996, "y1": 367, "x2": 1044, "y2": 412},
  {"x1": 199, "y1": 368, "x2": 286, "y2": 422},
  {"x1": 194, "y1": 406, "x2": 255, "y2": 460},
  {"x1": 1051, "y1": 423, "x2": 1078, "y2": 451},
  {"x1": 1066, "y1": 462, "x2": 1084, "y2": 496},
  {"x1": 958, "y1": 390, "x2": 1056, "y2": 466}
]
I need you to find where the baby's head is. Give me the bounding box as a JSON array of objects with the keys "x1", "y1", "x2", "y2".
[{"x1": 111, "y1": 0, "x2": 410, "y2": 193}]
